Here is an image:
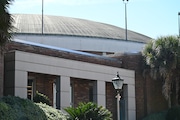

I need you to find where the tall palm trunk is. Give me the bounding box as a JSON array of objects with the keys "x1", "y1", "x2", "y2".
[
  {"x1": 0, "y1": 53, "x2": 4, "y2": 97},
  {"x1": 0, "y1": 0, "x2": 13, "y2": 96},
  {"x1": 175, "y1": 77, "x2": 180, "y2": 106},
  {"x1": 162, "y1": 73, "x2": 172, "y2": 108}
]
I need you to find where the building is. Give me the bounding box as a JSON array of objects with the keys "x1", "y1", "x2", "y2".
[
  {"x1": 12, "y1": 14, "x2": 151, "y2": 55},
  {"x1": 2, "y1": 14, "x2": 161, "y2": 120},
  {"x1": 5, "y1": 40, "x2": 136, "y2": 120}
]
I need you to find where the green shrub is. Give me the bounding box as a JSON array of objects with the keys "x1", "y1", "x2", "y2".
[
  {"x1": 64, "y1": 102, "x2": 112, "y2": 120},
  {"x1": 36, "y1": 103, "x2": 67, "y2": 120},
  {"x1": 33, "y1": 91, "x2": 51, "y2": 105},
  {"x1": 142, "y1": 111, "x2": 167, "y2": 120},
  {"x1": 166, "y1": 106, "x2": 180, "y2": 120},
  {"x1": 143, "y1": 106, "x2": 180, "y2": 120},
  {"x1": 0, "y1": 96, "x2": 47, "y2": 120}
]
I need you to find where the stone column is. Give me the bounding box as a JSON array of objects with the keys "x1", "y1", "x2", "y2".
[
  {"x1": 14, "y1": 71, "x2": 28, "y2": 98},
  {"x1": 97, "y1": 81, "x2": 106, "y2": 107},
  {"x1": 60, "y1": 76, "x2": 71, "y2": 110},
  {"x1": 124, "y1": 84, "x2": 136, "y2": 120}
]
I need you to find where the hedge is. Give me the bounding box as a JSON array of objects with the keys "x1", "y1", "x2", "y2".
[{"x1": 0, "y1": 96, "x2": 67, "y2": 120}]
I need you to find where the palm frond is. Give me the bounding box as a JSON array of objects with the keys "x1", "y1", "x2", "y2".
[
  {"x1": 64, "y1": 102, "x2": 112, "y2": 120},
  {"x1": 0, "y1": 0, "x2": 14, "y2": 47},
  {"x1": 142, "y1": 35, "x2": 180, "y2": 107}
]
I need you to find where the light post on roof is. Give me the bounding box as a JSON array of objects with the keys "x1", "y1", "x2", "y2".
[
  {"x1": 112, "y1": 72, "x2": 124, "y2": 120},
  {"x1": 123, "y1": 0, "x2": 128, "y2": 41},
  {"x1": 178, "y1": 12, "x2": 180, "y2": 37},
  {"x1": 42, "y1": 0, "x2": 44, "y2": 34}
]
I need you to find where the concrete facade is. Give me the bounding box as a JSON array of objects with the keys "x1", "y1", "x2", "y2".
[
  {"x1": 14, "y1": 34, "x2": 146, "y2": 54},
  {"x1": 4, "y1": 49, "x2": 136, "y2": 120},
  {"x1": 2, "y1": 41, "x2": 170, "y2": 119}
]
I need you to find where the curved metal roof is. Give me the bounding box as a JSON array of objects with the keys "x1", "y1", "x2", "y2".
[{"x1": 12, "y1": 14, "x2": 151, "y2": 43}]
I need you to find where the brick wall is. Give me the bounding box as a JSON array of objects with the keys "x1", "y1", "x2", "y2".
[
  {"x1": 106, "y1": 82, "x2": 117, "y2": 120},
  {"x1": 145, "y1": 74, "x2": 168, "y2": 114},
  {"x1": 6, "y1": 41, "x2": 122, "y2": 68},
  {"x1": 112, "y1": 53, "x2": 168, "y2": 120},
  {"x1": 71, "y1": 78, "x2": 92, "y2": 107}
]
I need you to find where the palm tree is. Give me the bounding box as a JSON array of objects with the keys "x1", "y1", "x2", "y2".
[
  {"x1": 0, "y1": 0, "x2": 14, "y2": 47},
  {"x1": 0, "y1": 0, "x2": 13, "y2": 97},
  {"x1": 64, "y1": 102, "x2": 112, "y2": 120},
  {"x1": 142, "y1": 36, "x2": 180, "y2": 108}
]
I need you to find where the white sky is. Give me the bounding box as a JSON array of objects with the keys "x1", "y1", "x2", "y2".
[{"x1": 10, "y1": 0, "x2": 180, "y2": 38}]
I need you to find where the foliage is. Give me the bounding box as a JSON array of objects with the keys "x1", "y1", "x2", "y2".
[
  {"x1": 0, "y1": 96, "x2": 47, "y2": 120},
  {"x1": 142, "y1": 36, "x2": 179, "y2": 70},
  {"x1": 166, "y1": 106, "x2": 180, "y2": 120},
  {"x1": 142, "y1": 111, "x2": 167, "y2": 120},
  {"x1": 142, "y1": 106, "x2": 180, "y2": 120},
  {"x1": 36, "y1": 103, "x2": 67, "y2": 120},
  {"x1": 0, "y1": 0, "x2": 14, "y2": 47},
  {"x1": 64, "y1": 102, "x2": 112, "y2": 120},
  {"x1": 0, "y1": 96, "x2": 68, "y2": 120},
  {"x1": 33, "y1": 91, "x2": 51, "y2": 105},
  {"x1": 142, "y1": 35, "x2": 180, "y2": 107}
]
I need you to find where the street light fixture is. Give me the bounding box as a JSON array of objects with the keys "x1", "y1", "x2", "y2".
[
  {"x1": 112, "y1": 72, "x2": 124, "y2": 120},
  {"x1": 122, "y1": 0, "x2": 128, "y2": 41}
]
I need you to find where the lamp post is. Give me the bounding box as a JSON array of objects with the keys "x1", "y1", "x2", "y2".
[
  {"x1": 178, "y1": 12, "x2": 180, "y2": 37},
  {"x1": 112, "y1": 72, "x2": 124, "y2": 120},
  {"x1": 42, "y1": 0, "x2": 44, "y2": 34},
  {"x1": 123, "y1": 0, "x2": 128, "y2": 41}
]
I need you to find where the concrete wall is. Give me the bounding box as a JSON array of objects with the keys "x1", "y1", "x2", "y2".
[
  {"x1": 14, "y1": 34, "x2": 146, "y2": 54},
  {"x1": 4, "y1": 50, "x2": 136, "y2": 120}
]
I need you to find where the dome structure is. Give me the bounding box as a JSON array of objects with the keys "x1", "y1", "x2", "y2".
[{"x1": 12, "y1": 14, "x2": 151, "y2": 55}]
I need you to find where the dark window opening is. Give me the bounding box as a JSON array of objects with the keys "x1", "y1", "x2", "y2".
[
  {"x1": 27, "y1": 79, "x2": 34, "y2": 100},
  {"x1": 89, "y1": 85, "x2": 94, "y2": 102}
]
